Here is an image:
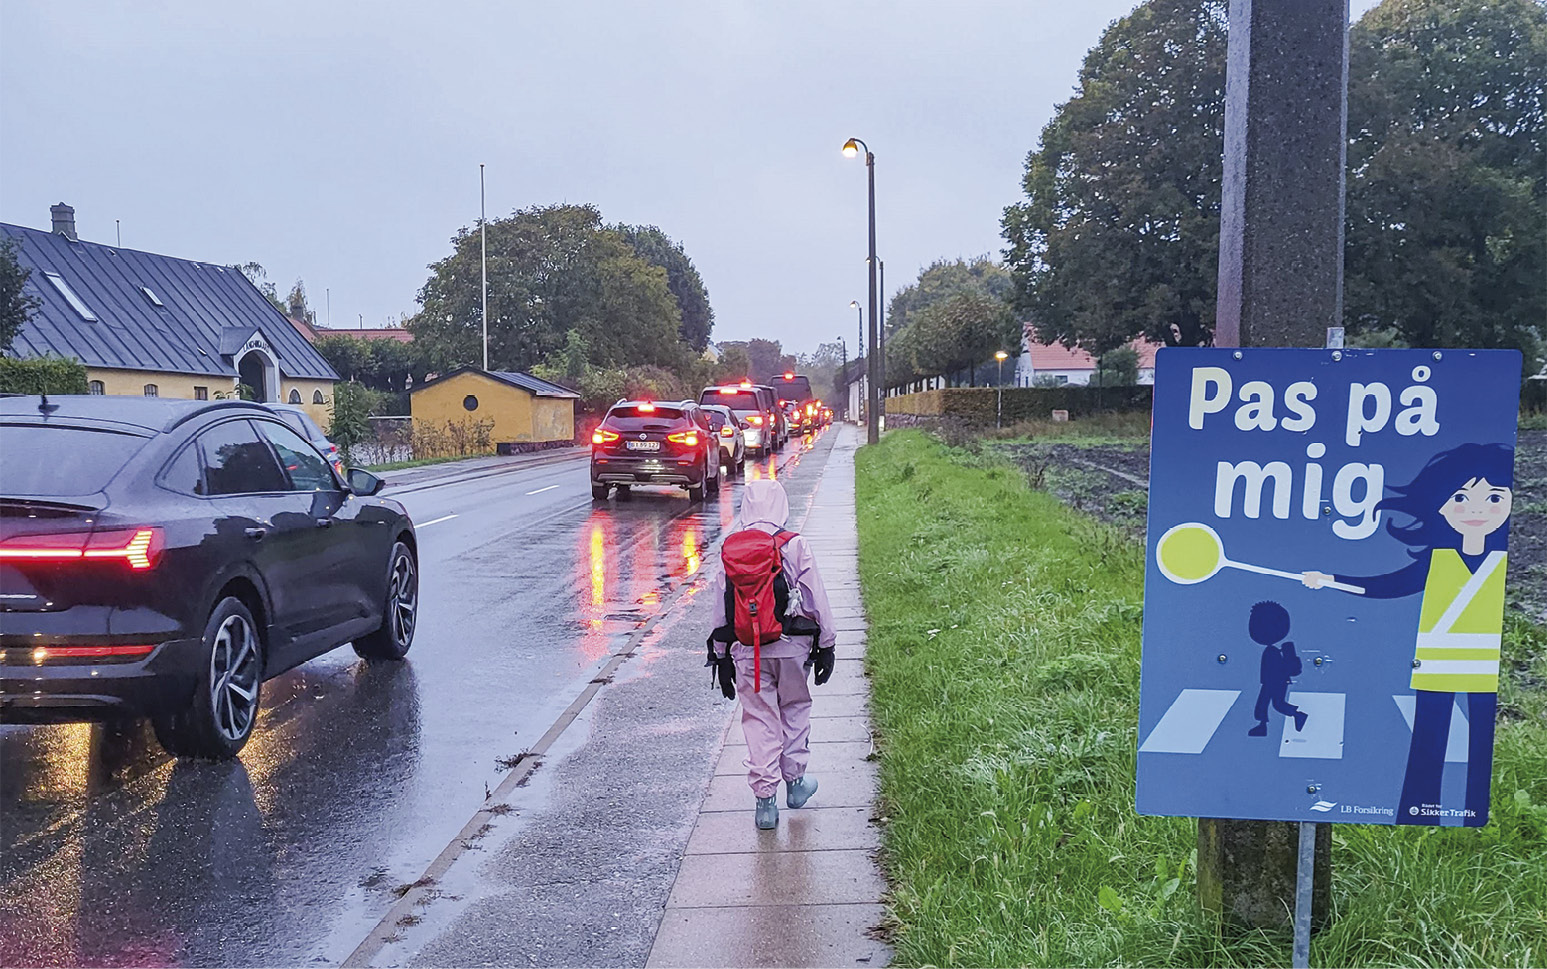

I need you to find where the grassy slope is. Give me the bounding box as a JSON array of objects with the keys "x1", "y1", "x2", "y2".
[{"x1": 857, "y1": 431, "x2": 1547, "y2": 968}]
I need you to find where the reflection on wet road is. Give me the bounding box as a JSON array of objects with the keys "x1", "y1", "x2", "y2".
[{"x1": 0, "y1": 429, "x2": 831, "y2": 968}]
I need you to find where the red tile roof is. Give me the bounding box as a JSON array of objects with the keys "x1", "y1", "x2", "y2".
[{"x1": 1022, "y1": 323, "x2": 1163, "y2": 371}]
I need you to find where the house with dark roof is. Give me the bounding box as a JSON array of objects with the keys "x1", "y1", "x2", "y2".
[
  {"x1": 410, "y1": 366, "x2": 579, "y2": 447},
  {"x1": 3, "y1": 203, "x2": 339, "y2": 425}
]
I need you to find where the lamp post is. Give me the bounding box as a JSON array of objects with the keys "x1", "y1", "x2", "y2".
[
  {"x1": 843, "y1": 137, "x2": 879, "y2": 445},
  {"x1": 995, "y1": 351, "x2": 1009, "y2": 428},
  {"x1": 849, "y1": 299, "x2": 863, "y2": 424},
  {"x1": 480, "y1": 163, "x2": 489, "y2": 372},
  {"x1": 838, "y1": 335, "x2": 848, "y2": 421}
]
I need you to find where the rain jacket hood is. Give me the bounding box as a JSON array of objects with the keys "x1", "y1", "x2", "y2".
[{"x1": 735, "y1": 479, "x2": 790, "y2": 531}]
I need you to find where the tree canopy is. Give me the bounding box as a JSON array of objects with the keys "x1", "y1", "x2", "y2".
[
  {"x1": 0, "y1": 239, "x2": 41, "y2": 353},
  {"x1": 884, "y1": 258, "x2": 1018, "y2": 385},
  {"x1": 1345, "y1": 0, "x2": 1545, "y2": 370},
  {"x1": 408, "y1": 204, "x2": 700, "y2": 376},
  {"x1": 1002, "y1": 0, "x2": 1227, "y2": 355},
  {"x1": 616, "y1": 224, "x2": 715, "y2": 352},
  {"x1": 1002, "y1": 0, "x2": 1546, "y2": 374}
]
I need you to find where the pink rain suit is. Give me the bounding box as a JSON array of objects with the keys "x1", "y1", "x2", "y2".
[{"x1": 709, "y1": 479, "x2": 838, "y2": 798}]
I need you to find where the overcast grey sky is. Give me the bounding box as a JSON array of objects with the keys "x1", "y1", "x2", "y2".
[{"x1": 0, "y1": 1, "x2": 1380, "y2": 357}]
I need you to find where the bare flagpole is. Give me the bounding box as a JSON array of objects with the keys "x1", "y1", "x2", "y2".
[{"x1": 480, "y1": 163, "x2": 489, "y2": 372}]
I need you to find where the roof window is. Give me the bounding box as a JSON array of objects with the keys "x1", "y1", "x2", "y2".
[
  {"x1": 140, "y1": 286, "x2": 164, "y2": 307},
  {"x1": 42, "y1": 272, "x2": 98, "y2": 321}
]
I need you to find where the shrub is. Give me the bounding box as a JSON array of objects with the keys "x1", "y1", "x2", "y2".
[
  {"x1": 0, "y1": 356, "x2": 89, "y2": 395},
  {"x1": 888, "y1": 385, "x2": 1153, "y2": 425}
]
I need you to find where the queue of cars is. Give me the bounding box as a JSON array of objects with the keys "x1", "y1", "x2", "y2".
[{"x1": 0, "y1": 395, "x2": 417, "y2": 759}]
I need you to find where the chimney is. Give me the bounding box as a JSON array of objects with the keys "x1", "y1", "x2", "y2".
[{"x1": 50, "y1": 203, "x2": 77, "y2": 242}]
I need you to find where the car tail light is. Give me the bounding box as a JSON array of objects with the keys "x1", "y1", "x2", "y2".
[
  {"x1": 807, "y1": 404, "x2": 816, "y2": 414},
  {"x1": 667, "y1": 431, "x2": 700, "y2": 447},
  {"x1": 747, "y1": 415, "x2": 764, "y2": 426},
  {"x1": 638, "y1": 402, "x2": 655, "y2": 412},
  {"x1": 592, "y1": 429, "x2": 620, "y2": 445},
  {"x1": 783, "y1": 372, "x2": 795, "y2": 380},
  {"x1": 5, "y1": 644, "x2": 158, "y2": 664},
  {"x1": 0, "y1": 527, "x2": 163, "y2": 570},
  {"x1": 719, "y1": 426, "x2": 735, "y2": 438}
]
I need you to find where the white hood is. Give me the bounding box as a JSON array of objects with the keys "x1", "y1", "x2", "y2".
[{"x1": 735, "y1": 478, "x2": 790, "y2": 530}]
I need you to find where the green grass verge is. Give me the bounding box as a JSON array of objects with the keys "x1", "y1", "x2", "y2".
[{"x1": 857, "y1": 430, "x2": 1547, "y2": 968}]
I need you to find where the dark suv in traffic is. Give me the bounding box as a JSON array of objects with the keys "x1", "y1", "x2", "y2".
[
  {"x1": 590, "y1": 400, "x2": 722, "y2": 501},
  {"x1": 0, "y1": 396, "x2": 418, "y2": 759}
]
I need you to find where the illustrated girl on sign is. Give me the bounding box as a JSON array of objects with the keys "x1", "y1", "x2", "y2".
[{"x1": 1302, "y1": 443, "x2": 1513, "y2": 826}]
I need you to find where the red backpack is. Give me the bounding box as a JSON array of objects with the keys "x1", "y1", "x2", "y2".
[{"x1": 719, "y1": 528, "x2": 796, "y2": 691}]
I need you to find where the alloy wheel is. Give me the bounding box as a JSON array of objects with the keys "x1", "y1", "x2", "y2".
[
  {"x1": 389, "y1": 552, "x2": 418, "y2": 645},
  {"x1": 209, "y1": 613, "x2": 260, "y2": 743}
]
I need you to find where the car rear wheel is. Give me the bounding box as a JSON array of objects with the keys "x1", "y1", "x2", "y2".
[
  {"x1": 153, "y1": 597, "x2": 263, "y2": 760},
  {"x1": 355, "y1": 542, "x2": 418, "y2": 661},
  {"x1": 592, "y1": 483, "x2": 609, "y2": 500}
]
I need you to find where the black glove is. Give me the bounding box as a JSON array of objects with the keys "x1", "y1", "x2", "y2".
[
  {"x1": 812, "y1": 646, "x2": 836, "y2": 686},
  {"x1": 706, "y1": 636, "x2": 736, "y2": 700},
  {"x1": 716, "y1": 654, "x2": 737, "y2": 700}
]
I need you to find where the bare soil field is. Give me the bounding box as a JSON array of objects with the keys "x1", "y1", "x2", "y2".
[{"x1": 993, "y1": 428, "x2": 1547, "y2": 623}]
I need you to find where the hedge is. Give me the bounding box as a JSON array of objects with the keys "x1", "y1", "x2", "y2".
[
  {"x1": 0, "y1": 357, "x2": 89, "y2": 395},
  {"x1": 886, "y1": 385, "x2": 1153, "y2": 425}
]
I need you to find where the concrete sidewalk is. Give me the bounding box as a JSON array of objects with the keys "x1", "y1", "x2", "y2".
[{"x1": 647, "y1": 425, "x2": 891, "y2": 969}]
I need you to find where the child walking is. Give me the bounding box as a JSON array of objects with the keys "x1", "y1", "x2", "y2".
[
  {"x1": 1246, "y1": 600, "x2": 1307, "y2": 737},
  {"x1": 707, "y1": 479, "x2": 838, "y2": 829}
]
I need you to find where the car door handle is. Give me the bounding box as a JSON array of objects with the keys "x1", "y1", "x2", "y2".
[
  {"x1": 244, "y1": 526, "x2": 267, "y2": 541},
  {"x1": 315, "y1": 518, "x2": 333, "y2": 528}
]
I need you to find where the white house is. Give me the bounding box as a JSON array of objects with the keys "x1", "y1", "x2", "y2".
[{"x1": 1015, "y1": 324, "x2": 1163, "y2": 387}]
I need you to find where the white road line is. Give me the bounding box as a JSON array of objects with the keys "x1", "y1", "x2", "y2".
[
  {"x1": 417, "y1": 514, "x2": 458, "y2": 527},
  {"x1": 525, "y1": 484, "x2": 559, "y2": 495}
]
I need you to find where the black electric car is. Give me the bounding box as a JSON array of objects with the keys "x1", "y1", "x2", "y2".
[
  {"x1": 590, "y1": 399, "x2": 722, "y2": 501},
  {"x1": 0, "y1": 396, "x2": 418, "y2": 759}
]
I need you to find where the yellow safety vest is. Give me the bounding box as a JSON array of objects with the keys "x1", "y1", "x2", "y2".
[{"x1": 1410, "y1": 548, "x2": 1506, "y2": 693}]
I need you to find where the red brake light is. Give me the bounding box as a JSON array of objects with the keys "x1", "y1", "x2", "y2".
[
  {"x1": 718, "y1": 388, "x2": 736, "y2": 395},
  {"x1": 719, "y1": 426, "x2": 735, "y2": 437},
  {"x1": 18, "y1": 644, "x2": 158, "y2": 662},
  {"x1": 638, "y1": 402, "x2": 655, "y2": 412},
  {"x1": 0, "y1": 528, "x2": 163, "y2": 570},
  {"x1": 739, "y1": 380, "x2": 752, "y2": 388},
  {"x1": 783, "y1": 372, "x2": 794, "y2": 380},
  {"x1": 667, "y1": 431, "x2": 700, "y2": 447},
  {"x1": 592, "y1": 429, "x2": 620, "y2": 445},
  {"x1": 747, "y1": 415, "x2": 764, "y2": 426},
  {"x1": 807, "y1": 404, "x2": 816, "y2": 414}
]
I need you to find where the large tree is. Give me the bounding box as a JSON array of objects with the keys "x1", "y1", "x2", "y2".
[
  {"x1": 1003, "y1": 0, "x2": 1227, "y2": 354},
  {"x1": 891, "y1": 290, "x2": 1019, "y2": 386},
  {"x1": 616, "y1": 224, "x2": 715, "y2": 352},
  {"x1": 409, "y1": 204, "x2": 687, "y2": 374},
  {"x1": 0, "y1": 238, "x2": 41, "y2": 353},
  {"x1": 1003, "y1": 0, "x2": 1545, "y2": 371},
  {"x1": 1345, "y1": 0, "x2": 1546, "y2": 373},
  {"x1": 885, "y1": 257, "x2": 1016, "y2": 385}
]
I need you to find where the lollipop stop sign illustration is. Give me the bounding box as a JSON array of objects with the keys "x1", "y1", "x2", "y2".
[{"x1": 1156, "y1": 523, "x2": 1365, "y2": 593}]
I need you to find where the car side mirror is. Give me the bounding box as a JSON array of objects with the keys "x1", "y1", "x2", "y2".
[{"x1": 347, "y1": 468, "x2": 385, "y2": 496}]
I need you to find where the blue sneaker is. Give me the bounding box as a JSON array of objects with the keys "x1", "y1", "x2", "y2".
[
  {"x1": 755, "y1": 796, "x2": 778, "y2": 829},
  {"x1": 786, "y1": 775, "x2": 818, "y2": 809}
]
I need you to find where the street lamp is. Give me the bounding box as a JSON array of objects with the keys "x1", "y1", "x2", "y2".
[
  {"x1": 995, "y1": 350, "x2": 1009, "y2": 428},
  {"x1": 838, "y1": 335, "x2": 847, "y2": 420},
  {"x1": 849, "y1": 300, "x2": 863, "y2": 423},
  {"x1": 842, "y1": 137, "x2": 879, "y2": 445}
]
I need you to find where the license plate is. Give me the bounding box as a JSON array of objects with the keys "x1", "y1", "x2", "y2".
[{"x1": 625, "y1": 440, "x2": 661, "y2": 451}]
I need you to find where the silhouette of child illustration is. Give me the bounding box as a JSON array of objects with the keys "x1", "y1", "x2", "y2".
[{"x1": 1247, "y1": 600, "x2": 1307, "y2": 737}]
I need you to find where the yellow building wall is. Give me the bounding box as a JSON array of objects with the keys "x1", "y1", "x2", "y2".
[
  {"x1": 413, "y1": 371, "x2": 535, "y2": 442},
  {"x1": 88, "y1": 367, "x2": 236, "y2": 401},
  {"x1": 281, "y1": 379, "x2": 336, "y2": 430},
  {"x1": 86, "y1": 368, "x2": 336, "y2": 430},
  {"x1": 531, "y1": 396, "x2": 576, "y2": 443}
]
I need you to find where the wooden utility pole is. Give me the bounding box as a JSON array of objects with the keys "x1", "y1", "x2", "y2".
[{"x1": 1200, "y1": 0, "x2": 1349, "y2": 931}]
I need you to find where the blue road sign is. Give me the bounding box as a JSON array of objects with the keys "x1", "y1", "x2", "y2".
[{"x1": 1137, "y1": 348, "x2": 1522, "y2": 826}]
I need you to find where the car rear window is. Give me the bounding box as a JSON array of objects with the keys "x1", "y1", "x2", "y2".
[
  {"x1": 273, "y1": 409, "x2": 317, "y2": 439},
  {"x1": 776, "y1": 376, "x2": 813, "y2": 400},
  {"x1": 607, "y1": 405, "x2": 686, "y2": 430},
  {"x1": 0, "y1": 424, "x2": 149, "y2": 496},
  {"x1": 702, "y1": 390, "x2": 763, "y2": 412}
]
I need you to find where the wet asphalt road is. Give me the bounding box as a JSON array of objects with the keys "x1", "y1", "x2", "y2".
[{"x1": 0, "y1": 429, "x2": 837, "y2": 968}]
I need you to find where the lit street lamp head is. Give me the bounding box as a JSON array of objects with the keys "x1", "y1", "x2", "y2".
[
  {"x1": 995, "y1": 350, "x2": 1009, "y2": 361},
  {"x1": 849, "y1": 300, "x2": 860, "y2": 310},
  {"x1": 841, "y1": 137, "x2": 867, "y2": 159}
]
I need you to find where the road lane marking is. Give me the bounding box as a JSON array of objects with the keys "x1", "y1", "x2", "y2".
[
  {"x1": 525, "y1": 484, "x2": 559, "y2": 495},
  {"x1": 417, "y1": 514, "x2": 458, "y2": 527}
]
